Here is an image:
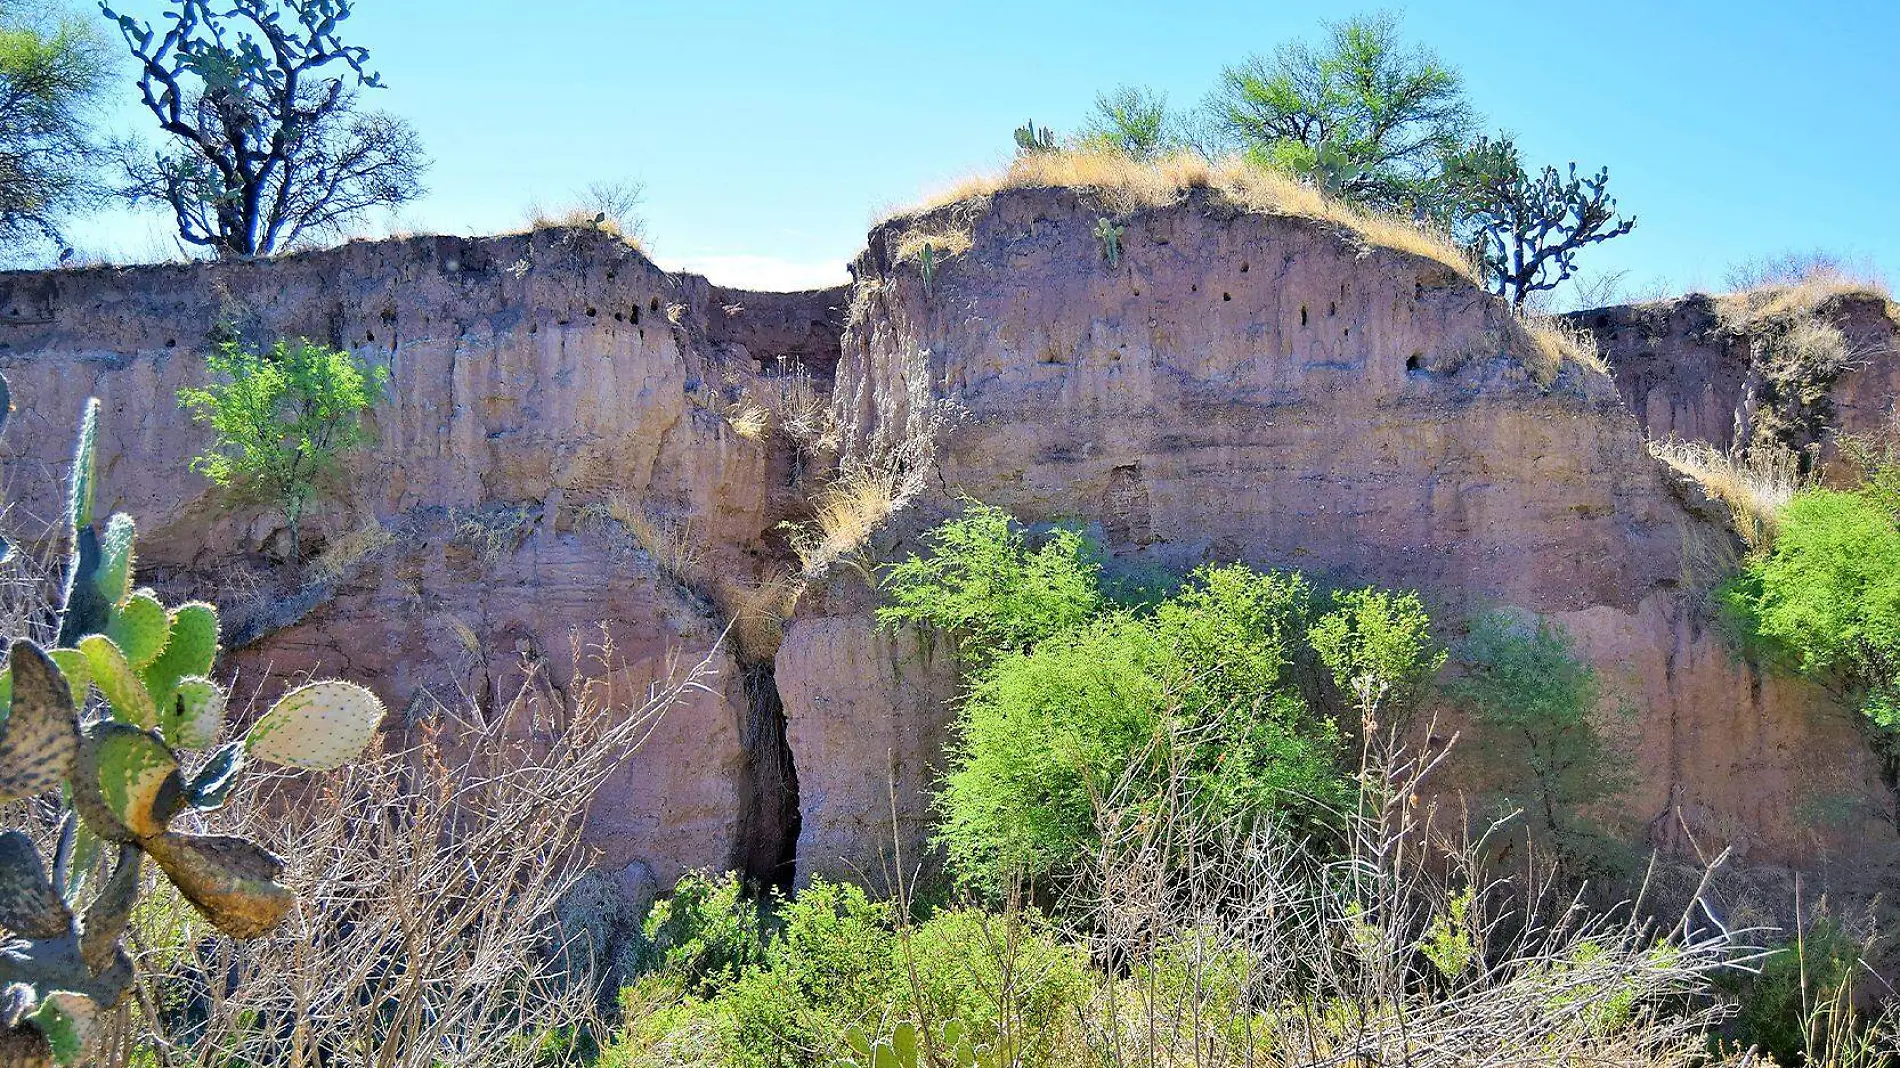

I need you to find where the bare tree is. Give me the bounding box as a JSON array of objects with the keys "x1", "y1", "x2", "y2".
[{"x1": 102, "y1": 0, "x2": 428, "y2": 257}]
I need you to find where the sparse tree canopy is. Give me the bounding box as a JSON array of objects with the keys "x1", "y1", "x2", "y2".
[
  {"x1": 103, "y1": 0, "x2": 428, "y2": 258},
  {"x1": 1076, "y1": 84, "x2": 1178, "y2": 161},
  {"x1": 1210, "y1": 11, "x2": 1472, "y2": 210},
  {"x1": 0, "y1": 2, "x2": 112, "y2": 257},
  {"x1": 1446, "y1": 135, "x2": 1636, "y2": 308}
]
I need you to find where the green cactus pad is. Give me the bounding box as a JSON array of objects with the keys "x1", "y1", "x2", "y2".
[
  {"x1": 184, "y1": 742, "x2": 246, "y2": 810},
  {"x1": 0, "y1": 642, "x2": 80, "y2": 804},
  {"x1": 96, "y1": 513, "x2": 136, "y2": 607},
  {"x1": 93, "y1": 727, "x2": 180, "y2": 839},
  {"x1": 79, "y1": 635, "x2": 156, "y2": 730},
  {"x1": 163, "y1": 677, "x2": 225, "y2": 750},
  {"x1": 47, "y1": 648, "x2": 91, "y2": 700},
  {"x1": 28, "y1": 989, "x2": 97, "y2": 1065},
  {"x1": 0, "y1": 830, "x2": 72, "y2": 939},
  {"x1": 57, "y1": 525, "x2": 111, "y2": 647},
  {"x1": 106, "y1": 593, "x2": 169, "y2": 668},
  {"x1": 140, "y1": 830, "x2": 292, "y2": 939},
  {"x1": 142, "y1": 601, "x2": 219, "y2": 713},
  {"x1": 69, "y1": 399, "x2": 98, "y2": 532},
  {"x1": 245, "y1": 680, "x2": 385, "y2": 771}
]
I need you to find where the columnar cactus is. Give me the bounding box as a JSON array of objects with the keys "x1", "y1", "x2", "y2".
[{"x1": 0, "y1": 374, "x2": 389, "y2": 1065}]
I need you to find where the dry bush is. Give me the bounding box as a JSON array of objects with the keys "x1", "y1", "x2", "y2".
[
  {"x1": 725, "y1": 398, "x2": 769, "y2": 440},
  {"x1": 710, "y1": 571, "x2": 802, "y2": 663},
  {"x1": 886, "y1": 147, "x2": 1477, "y2": 281},
  {"x1": 1718, "y1": 263, "x2": 1892, "y2": 328},
  {"x1": 1650, "y1": 438, "x2": 1806, "y2": 553},
  {"x1": 578, "y1": 496, "x2": 707, "y2": 593},
  {"x1": 126, "y1": 632, "x2": 719, "y2": 1068},
  {"x1": 761, "y1": 358, "x2": 834, "y2": 452},
  {"x1": 306, "y1": 518, "x2": 395, "y2": 584},
  {"x1": 525, "y1": 179, "x2": 648, "y2": 248},
  {"x1": 786, "y1": 467, "x2": 904, "y2": 578}
]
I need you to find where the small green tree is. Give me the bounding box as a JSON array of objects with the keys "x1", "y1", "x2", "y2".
[
  {"x1": 1308, "y1": 586, "x2": 1445, "y2": 733},
  {"x1": 1208, "y1": 11, "x2": 1473, "y2": 211},
  {"x1": 0, "y1": 1, "x2": 113, "y2": 259},
  {"x1": 1076, "y1": 84, "x2": 1180, "y2": 161},
  {"x1": 178, "y1": 336, "x2": 385, "y2": 563},
  {"x1": 1449, "y1": 614, "x2": 1628, "y2": 859},
  {"x1": 1443, "y1": 134, "x2": 1636, "y2": 308}
]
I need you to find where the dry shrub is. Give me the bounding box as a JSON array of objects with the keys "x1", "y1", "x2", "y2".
[
  {"x1": 128, "y1": 632, "x2": 720, "y2": 1068},
  {"x1": 307, "y1": 518, "x2": 394, "y2": 584},
  {"x1": 725, "y1": 398, "x2": 769, "y2": 440},
  {"x1": 1650, "y1": 438, "x2": 1804, "y2": 553},
  {"x1": 579, "y1": 496, "x2": 707, "y2": 593},
  {"x1": 762, "y1": 358, "x2": 833, "y2": 451},
  {"x1": 887, "y1": 147, "x2": 1477, "y2": 281},
  {"x1": 1718, "y1": 265, "x2": 1894, "y2": 329},
  {"x1": 525, "y1": 180, "x2": 648, "y2": 249},
  {"x1": 451, "y1": 503, "x2": 538, "y2": 569}
]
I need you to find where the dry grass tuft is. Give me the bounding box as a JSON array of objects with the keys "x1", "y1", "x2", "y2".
[
  {"x1": 787, "y1": 467, "x2": 904, "y2": 578},
  {"x1": 600, "y1": 496, "x2": 706, "y2": 590},
  {"x1": 726, "y1": 399, "x2": 770, "y2": 440},
  {"x1": 1519, "y1": 311, "x2": 1609, "y2": 381},
  {"x1": 1717, "y1": 267, "x2": 1895, "y2": 330},
  {"x1": 451, "y1": 504, "x2": 538, "y2": 569},
  {"x1": 711, "y1": 571, "x2": 803, "y2": 662},
  {"x1": 1650, "y1": 437, "x2": 1805, "y2": 552},
  {"x1": 762, "y1": 358, "x2": 834, "y2": 450},
  {"x1": 885, "y1": 148, "x2": 1477, "y2": 280},
  {"x1": 892, "y1": 221, "x2": 975, "y2": 266},
  {"x1": 307, "y1": 519, "x2": 395, "y2": 584}
]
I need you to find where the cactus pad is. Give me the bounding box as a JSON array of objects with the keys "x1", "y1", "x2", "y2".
[
  {"x1": 105, "y1": 593, "x2": 169, "y2": 668},
  {"x1": 0, "y1": 642, "x2": 79, "y2": 804},
  {"x1": 46, "y1": 649, "x2": 90, "y2": 700},
  {"x1": 184, "y1": 742, "x2": 246, "y2": 810},
  {"x1": 141, "y1": 601, "x2": 219, "y2": 712},
  {"x1": 92, "y1": 728, "x2": 180, "y2": 839},
  {"x1": 246, "y1": 681, "x2": 384, "y2": 770},
  {"x1": 79, "y1": 635, "x2": 155, "y2": 730},
  {"x1": 0, "y1": 831, "x2": 71, "y2": 939},
  {"x1": 96, "y1": 514, "x2": 136, "y2": 608},
  {"x1": 140, "y1": 831, "x2": 292, "y2": 938},
  {"x1": 69, "y1": 400, "x2": 98, "y2": 532},
  {"x1": 163, "y1": 677, "x2": 225, "y2": 751}
]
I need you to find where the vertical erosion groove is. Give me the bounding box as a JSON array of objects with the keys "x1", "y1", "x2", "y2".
[{"x1": 734, "y1": 661, "x2": 800, "y2": 891}]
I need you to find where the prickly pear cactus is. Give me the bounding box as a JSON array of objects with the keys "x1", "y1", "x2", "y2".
[{"x1": 0, "y1": 375, "x2": 388, "y2": 1064}]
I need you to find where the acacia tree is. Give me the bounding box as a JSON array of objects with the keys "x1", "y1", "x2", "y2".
[
  {"x1": 0, "y1": 2, "x2": 112, "y2": 258},
  {"x1": 102, "y1": 0, "x2": 427, "y2": 258},
  {"x1": 1445, "y1": 135, "x2": 1636, "y2": 308},
  {"x1": 1209, "y1": 11, "x2": 1473, "y2": 211}
]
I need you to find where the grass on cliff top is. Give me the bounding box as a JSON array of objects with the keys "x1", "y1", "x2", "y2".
[
  {"x1": 1716, "y1": 266, "x2": 1895, "y2": 331},
  {"x1": 884, "y1": 147, "x2": 1478, "y2": 281}
]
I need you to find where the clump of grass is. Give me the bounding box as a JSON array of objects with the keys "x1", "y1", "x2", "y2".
[
  {"x1": 885, "y1": 147, "x2": 1477, "y2": 281},
  {"x1": 587, "y1": 496, "x2": 706, "y2": 590},
  {"x1": 451, "y1": 504, "x2": 538, "y2": 568},
  {"x1": 763, "y1": 357, "x2": 833, "y2": 451},
  {"x1": 726, "y1": 399, "x2": 770, "y2": 440},
  {"x1": 1718, "y1": 264, "x2": 1893, "y2": 328},
  {"x1": 1518, "y1": 310, "x2": 1610, "y2": 381},
  {"x1": 524, "y1": 179, "x2": 648, "y2": 248},
  {"x1": 711, "y1": 571, "x2": 803, "y2": 662},
  {"x1": 307, "y1": 518, "x2": 395, "y2": 584},
  {"x1": 786, "y1": 467, "x2": 905, "y2": 578},
  {"x1": 1649, "y1": 437, "x2": 1805, "y2": 552}
]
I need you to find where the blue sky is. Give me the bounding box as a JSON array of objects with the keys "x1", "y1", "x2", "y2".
[{"x1": 65, "y1": 0, "x2": 1900, "y2": 298}]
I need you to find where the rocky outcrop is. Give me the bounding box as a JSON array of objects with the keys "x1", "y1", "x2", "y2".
[
  {"x1": 2, "y1": 194, "x2": 1895, "y2": 899},
  {"x1": 780, "y1": 185, "x2": 1898, "y2": 887}
]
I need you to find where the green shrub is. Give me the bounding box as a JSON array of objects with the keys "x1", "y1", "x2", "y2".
[
  {"x1": 638, "y1": 871, "x2": 767, "y2": 998},
  {"x1": 1449, "y1": 614, "x2": 1627, "y2": 860},
  {"x1": 178, "y1": 336, "x2": 386, "y2": 563},
  {"x1": 899, "y1": 906, "x2": 1090, "y2": 1061},
  {"x1": 1725, "y1": 916, "x2": 1864, "y2": 1065},
  {"x1": 1308, "y1": 586, "x2": 1446, "y2": 727},
  {"x1": 1722, "y1": 488, "x2": 1900, "y2": 763},
  {"x1": 878, "y1": 502, "x2": 1101, "y2": 662}
]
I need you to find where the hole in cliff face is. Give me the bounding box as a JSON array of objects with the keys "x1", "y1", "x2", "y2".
[
  {"x1": 1222, "y1": 292, "x2": 1231, "y2": 302},
  {"x1": 734, "y1": 663, "x2": 801, "y2": 892},
  {"x1": 1406, "y1": 353, "x2": 1423, "y2": 373},
  {"x1": 631, "y1": 306, "x2": 641, "y2": 325},
  {"x1": 1240, "y1": 261, "x2": 1249, "y2": 273},
  {"x1": 1328, "y1": 301, "x2": 1337, "y2": 317},
  {"x1": 1300, "y1": 306, "x2": 1309, "y2": 326}
]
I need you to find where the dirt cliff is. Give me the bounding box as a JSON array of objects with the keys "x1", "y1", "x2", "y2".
[{"x1": 1, "y1": 194, "x2": 1894, "y2": 901}]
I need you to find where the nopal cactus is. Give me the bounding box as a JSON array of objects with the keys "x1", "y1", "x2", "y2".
[{"x1": 0, "y1": 374, "x2": 389, "y2": 1065}]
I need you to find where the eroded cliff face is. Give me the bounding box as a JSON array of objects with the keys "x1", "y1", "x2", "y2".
[
  {"x1": 780, "y1": 186, "x2": 1897, "y2": 888},
  {"x1": 0, "y1": 228, "x2": 844, "y2": 886},
  {"x1": 1, "y1": 196, "x2": 1894, "y2": 899}
]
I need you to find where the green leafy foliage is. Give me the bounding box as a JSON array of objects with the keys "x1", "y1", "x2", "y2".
[
  {"x1": 1448, "y1": 614, "x2": 1628, "y2": 857},
  {"x1": 1075, "y1": 84, "x2": 1180, "y2": 161},
  {"x1": 638, "y1": 870, "x2": 768, "y2": 999},
  {"x1": 1308, "y1": 586, "x2": 1445, "y2": 727},
  {"x1": 0, "y1": 3, "x2": 113, "y2": 258},
  {"x1": 878, "y1": 502, "x2": 1102, "y2": 663},
  {"x1": 1723, "y1": 915, "x2": 1864, "y2": 1065},
  {"x1": 1722, "y1": 487, "x2": 1900, "y2": 765},
  {"x1": 178, "y1": 336, "x2": 386, "y2": 563}
]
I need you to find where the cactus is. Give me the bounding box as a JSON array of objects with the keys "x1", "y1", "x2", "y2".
[
  {"x1": 920, "y1": 242, "x2": 936, "y2": 296},
  {"x1": 246, "y1": 680, "x2": 384, "y2": 771},
  {"x1": 834, "y1": 1020, "x2": 999, "y2": 1068},
  {"x1": 1012, "y1": 119, "x2": 1056, "y2": 155},
  {"x1": 0, "y1": 372, "x2": 386, "y2": 1063},
  {"x1": 1094, "y1": 217, "x2": 1125, "y2": 269}
]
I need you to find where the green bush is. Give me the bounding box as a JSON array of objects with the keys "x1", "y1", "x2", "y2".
[
  {"x1": 899, "y1": 906, "x2": 1090, "y2": 1061},
  {"x1": 637, "y1": 871, "x2": 767, "y2": 998},
  {"x1": 1308, "y1": 586, "x2": 1446, "y2": 726},
  {"x1": 178, "y1": 335, "x2": 386, "y2": 563},
  {"x1": 1725, "y1": 916, "x2": 1864, "y2": 1065},
  {"x1": 1449, "y1": 614, "x2": 1627, "y2": 860},
  {"x1": 878, "y1": 501, "x2": 1101, "y2": 662},
  {"x1": 1722, "y1": 488, "x2": 1900, "y2": 761}
]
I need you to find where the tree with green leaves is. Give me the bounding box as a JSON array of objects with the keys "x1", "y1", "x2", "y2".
[
  {"x1": 0, "y1": 1, "x2": 112, "y2": 259},
  {"x1": 1444, "y1": 134, "x2": 1636, "y2": 308},
  {"x1": 179, "y1": 337, "x2": 386, "y2": 563},
  {"x1": 1076, "y1": 84, "x2": 1179, "y2": 161},
  {"x1": 103, "y1": 0, "x2": 427, "y2": 258},
  {"x1": 1208, "y1": 11, "x2": 1473, "y2": 210}
]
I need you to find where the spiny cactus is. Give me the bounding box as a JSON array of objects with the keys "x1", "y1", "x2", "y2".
[
  {"x1": 0, "y1": 374, "x2": 389, "y2": 1064},
  {"x1": 919, "y1": 242, "x2": 936, "y2": 296},
  {"x1": 834, "y1": 1020, "x2": 1000, "y2": 1068},
  {"x1": 1012, "y1": 119, "x2": 1056, "y2": 156},
  {"x1": 1094, "y1": 217, "x2": 1125, "y2": 270}
]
